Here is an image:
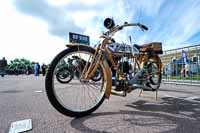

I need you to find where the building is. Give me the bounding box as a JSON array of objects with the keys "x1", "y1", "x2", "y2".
[{"x1": 160, "y1": 44, "x2": 200, "y2": 76}]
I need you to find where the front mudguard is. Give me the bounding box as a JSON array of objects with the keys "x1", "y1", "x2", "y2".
[
  {"x1": 66, "y1": 44, "x2": 94, "y2": 50},
  {"x1": 66, "y1": 44, "x2": 112, "y2": 98}
]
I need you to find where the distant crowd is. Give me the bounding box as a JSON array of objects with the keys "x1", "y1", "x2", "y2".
[
  {"x1": 34, "y1": 62, "x2": 47, "y2": 76},
  {"x1": 0, "y1": 57, "x2": 47, "y2": 77}
]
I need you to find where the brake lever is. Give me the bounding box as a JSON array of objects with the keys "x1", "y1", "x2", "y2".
[{"x1": 118, "y1": 27, "x2": 123, "y2": 30}]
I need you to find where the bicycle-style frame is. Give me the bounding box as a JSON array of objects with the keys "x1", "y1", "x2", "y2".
[{"x1": 66, "y1": 39, "x2": 162, "y2": 99}]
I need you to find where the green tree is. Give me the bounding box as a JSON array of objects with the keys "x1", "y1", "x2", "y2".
[{"x1": 7, "y1": 58, "x2": 36, "y2": 74}]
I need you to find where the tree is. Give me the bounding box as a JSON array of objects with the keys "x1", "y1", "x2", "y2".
[{"x1": 7, "y1": 58, "x2": 36, "y2": 75}]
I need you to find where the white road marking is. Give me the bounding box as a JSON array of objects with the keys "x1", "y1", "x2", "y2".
[
  {"x1": 34, "y1": 90, "x2": 43, "y2": 93},
  {"x1": 164, "y1": 95, "x2": 178, "y2": 98}
]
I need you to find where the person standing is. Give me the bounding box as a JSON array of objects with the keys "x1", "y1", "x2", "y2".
[
  {"x1": 0, "y1": 57, "x2": 8, "y2": 77},
  {"x1": 185, "y1": 63, "x2": 190, "y2": 77},
  {"x1": 181, "y1": 67, "x2": 186, "y2": 77},
  {"x1": 37, "y1": 63, "x2": 40, "y2": 76},
  {"x1": 34, "y1": 63, "x2": 38, "y2": 76},
  {"x1": 41, "y1": 63, "x2": 46, "y2": 76}
]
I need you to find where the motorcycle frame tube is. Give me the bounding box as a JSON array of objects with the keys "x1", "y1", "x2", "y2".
[{"x1": 66, "y1": 43, "x2": 162, "y2": 98}]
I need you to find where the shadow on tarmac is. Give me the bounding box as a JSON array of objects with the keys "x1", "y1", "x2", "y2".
[{"x1": 71, "y1": 97, "x2": 200, "y2": 133}]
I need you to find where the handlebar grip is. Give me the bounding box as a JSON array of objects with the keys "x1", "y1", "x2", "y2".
[{"x1": 140, "y1": 24, "x2": 148, "y2": 30}]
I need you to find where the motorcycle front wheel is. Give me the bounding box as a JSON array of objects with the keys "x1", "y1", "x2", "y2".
[{"x1": 45, "y1": 46, "x2": 107, "y2": 117}]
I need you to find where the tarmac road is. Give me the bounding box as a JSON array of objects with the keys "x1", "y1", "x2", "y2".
[{"x1": 0, "y1": 75, "x2": 200, "y2": 133}]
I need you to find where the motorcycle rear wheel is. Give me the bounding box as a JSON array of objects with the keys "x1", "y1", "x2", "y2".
[
  {"x1": 45, "y1": 46, "x2": 106, "y2": 117},
  {"x1": 146, "y1": 58, "x2": 162, "y2": 91}
]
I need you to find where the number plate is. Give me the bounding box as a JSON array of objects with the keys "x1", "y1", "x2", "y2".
[
  {"x1": 9, "y1": 119, "x2": 32, "y2": 133},
  {"x1": 69, "y1": 32, "x2": 90, "y2": 45}
]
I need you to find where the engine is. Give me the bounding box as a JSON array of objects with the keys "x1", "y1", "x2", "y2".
[
  {"x1": 107, "y1": 42, "x2": 143, "y2": 92},
  {"x1": 112, "y1": 57, "x2": 132, "y2": 91}
]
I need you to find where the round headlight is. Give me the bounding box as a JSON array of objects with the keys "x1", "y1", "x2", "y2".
[{"x1": 104, "y1": 18, "x2": 115, "y2": 29}]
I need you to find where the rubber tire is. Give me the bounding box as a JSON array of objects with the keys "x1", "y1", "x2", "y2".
[
  {"x1": 45, "y1": 46, "x2": 106, "y2": 117},
  {"x1": 147, "y1": 74, "x2": 162, "y2": 91},
  {"x1": 148, "y1": 62, "x2": 162, "y2": 91}
]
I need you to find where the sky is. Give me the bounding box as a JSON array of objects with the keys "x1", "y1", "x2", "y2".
[{"x1": 0, "y1": 0, "x2": 200, "y2": 64}]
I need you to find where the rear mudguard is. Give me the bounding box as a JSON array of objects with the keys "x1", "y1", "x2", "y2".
[
  {"x1": 66, "y1": 44, "x2": 112, "y2": 98},
  {"x1": 140, "y1": 54, "x2": 162, "y2": 73}
]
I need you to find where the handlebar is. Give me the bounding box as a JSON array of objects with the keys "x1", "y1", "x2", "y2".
[
  {"x1": 103, "y1": 22, "x2": 148, "y2": 37},
  {"x1": 116, "y1": 23, "x2": 148, "y2": 31}
]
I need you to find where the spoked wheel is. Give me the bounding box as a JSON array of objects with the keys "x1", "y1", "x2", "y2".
[
  {"x1": 146, "y1": 59, "x2": 162, "y2": 91},
  {"x1": 45, "y1": 46, "x2": 107, "y2": 117}
]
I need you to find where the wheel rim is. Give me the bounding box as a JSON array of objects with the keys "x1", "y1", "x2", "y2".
[
  {"x1": 148, "y1": 62, "x2": 161, "y2": 89},
  {"x1": 52, "y1": 51, "x2": 106, "y2": 112}
]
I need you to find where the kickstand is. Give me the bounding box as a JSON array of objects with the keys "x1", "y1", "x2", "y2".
[
  {"x1": 139, "y1": 89, "x2": 143, "y2": 97},
  {"x1": 138, "y1": 89, "x2": 158, "y2": 100},
  {"x1": 155, "y1": 89, "x2": 158, "y2": 100}
]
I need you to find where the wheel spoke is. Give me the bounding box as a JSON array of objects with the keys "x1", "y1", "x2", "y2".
[{"x1": 46, "y1": 49, "x2": 106, "y2": 115}]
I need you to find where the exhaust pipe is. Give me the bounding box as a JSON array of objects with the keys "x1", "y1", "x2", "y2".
[
  {"x1": 111, "y1": 90, "x2": 126, "y2": 97},
  {"x1": 132, "y1": 84, "x2": 152, "y2": 91},
  {"x1": 110, "y1": 84, "x2": 153, "y2": 97}
]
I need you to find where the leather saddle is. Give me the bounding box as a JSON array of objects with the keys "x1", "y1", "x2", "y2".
[{"x1": 134, "y1": 42, "x2": 163, "y2": 54}]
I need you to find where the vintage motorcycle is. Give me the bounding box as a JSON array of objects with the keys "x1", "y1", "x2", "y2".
[{"x1": 45, "y1": 18, "x2": 163, "y2": 117}]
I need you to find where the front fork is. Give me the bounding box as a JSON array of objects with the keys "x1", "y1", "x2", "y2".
[
  {"x1": 80, "y1": 49, "x2": 102, "y2": 81},
  {"x1": 80, "y1": 50, "x2": 113, "y2": 98}
]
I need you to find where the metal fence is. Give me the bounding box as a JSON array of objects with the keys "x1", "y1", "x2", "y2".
[{"x1": 161, "y1": 44, "x2": 200, "y2": 86}]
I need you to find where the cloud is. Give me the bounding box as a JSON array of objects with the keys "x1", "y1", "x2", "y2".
[
  {"x1": 134, "y1": 0, "x2": 200, "y2": 50},
  {"x1": 13, "y1": 0, "x2": 200, "y2": 50},
  {"x1": 14, "y1": 0, "x2": 138, "y2": 43},
  {"x1": 0, "y1": 0, "x2": 66, "y2": 64},
  {"x1": 14, "y1": 0, "x2": 84, "y2": 38}
]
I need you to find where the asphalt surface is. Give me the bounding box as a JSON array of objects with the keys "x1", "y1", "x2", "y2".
[{"x1": 0, "y1": 75, "x2": 200, "y2": 133}]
